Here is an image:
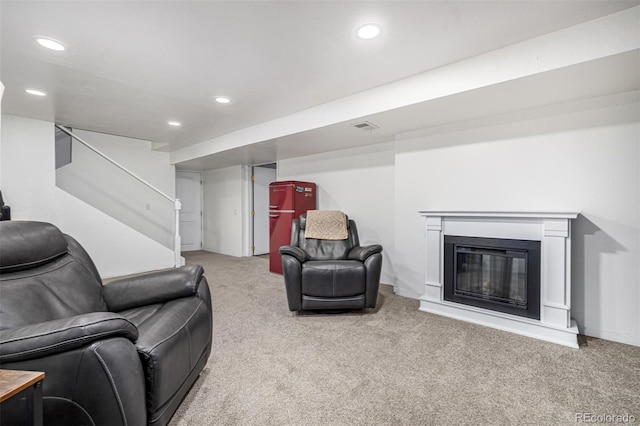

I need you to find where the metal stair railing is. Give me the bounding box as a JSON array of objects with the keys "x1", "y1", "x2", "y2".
[{"x1": 55, "y1": 125, "x2": 182, "y2": 268}]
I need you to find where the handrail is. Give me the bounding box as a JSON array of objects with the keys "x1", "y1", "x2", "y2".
[
  {"x1": 55, "y1": 125, "x2": 182, "y2": 268},
  {"x1": 56, "y1": 125, "x2": 174, "y2": 202}
]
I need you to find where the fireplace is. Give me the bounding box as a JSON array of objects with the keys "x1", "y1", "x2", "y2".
[
  {"x1": 444, "y1": 236, "x2": 540, "y2": 320},
  {"x1": 419, "y1": 211, "x2": 579, "y2": 348}
]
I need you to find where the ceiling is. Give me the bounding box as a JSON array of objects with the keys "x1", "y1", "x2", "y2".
[{"x1": 1, "y1": 1, "x2": 637, "y2": 169}]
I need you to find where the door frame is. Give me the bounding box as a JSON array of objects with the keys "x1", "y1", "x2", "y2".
[
  {"x1": 241, "y1": 166, "x2": 252, "y2": 257},
  {"x1": 250, "y1": 162, "x2": 277, "y2": 256},
  {"x1": 176, "y1": 170, "x2": 203, "y2": 252}
]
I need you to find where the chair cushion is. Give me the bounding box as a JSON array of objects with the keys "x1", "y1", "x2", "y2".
[
  {"x1": 0, "y1": 221, "x2": 68, "y2": 273},
  {"x1": 299, "y1": 238, "x2": 353, "y2": 260},
  {"x1": 0, "y1": 246, "x2": 108, "y2": 330},
  {"x1": 301, "y1": 260, "x2": 365, "y2": 297},
  {"x1": 295, "y1": 214, "x2": 359, "y2": 260}
]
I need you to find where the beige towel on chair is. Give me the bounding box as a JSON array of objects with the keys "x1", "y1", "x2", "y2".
[{"x1": 304, "y1": 210, "x2": 348, "y2": 240}]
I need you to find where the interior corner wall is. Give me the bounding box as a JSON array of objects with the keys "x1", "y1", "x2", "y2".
[
  {"x1": 393, "y1": 91, "x2": 640, "y2": 347},
  {"x1": 277, "y1": 142, "x2": 396, "y2": 285},
  {"x1": 0, "y1": 114, "x2": 176, "y2": 278},
  {"x1": 202, "y1": 165, "x2": 244, "y2": 256}
]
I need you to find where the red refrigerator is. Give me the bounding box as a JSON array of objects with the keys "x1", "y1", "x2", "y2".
[{"x1": 269, "y1": 181, "x2": 316, "y2": 274}]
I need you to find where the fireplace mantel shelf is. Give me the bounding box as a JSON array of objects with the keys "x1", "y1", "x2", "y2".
[
  {"x1": 418, "y1": 210, "x2": 580, "y2": 348},
  {"x1": 419, "y1": 211, "x2": 579, "y2": 220}
]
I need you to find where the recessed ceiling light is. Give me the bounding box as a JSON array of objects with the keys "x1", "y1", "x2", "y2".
[
  {"x1": 26, "y1": 89, "x2": 47, "y2": 96},
  {"x1": 36, "y1": 37, "x2": 66, "y2": 51},
  {"x1": 168, "y1": 121, "x2": 181, "y2": 127},
  {"x1": 357, "y1": 23, "x2": 381, "y2": 40},
  {"x1": 215, "y1": 96, "x2": 231, "y2": 104}
]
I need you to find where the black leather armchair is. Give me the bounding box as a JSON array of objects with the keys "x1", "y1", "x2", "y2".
[
  {"x1": 279, "y1": 213, "x2": 383, "y2": 312},
  {"x1": 0, "y1": 190, "x2": 10, "y2": 221},
  {"x1": 0, "y1": 221, "x2": 212, "y2": 426}
]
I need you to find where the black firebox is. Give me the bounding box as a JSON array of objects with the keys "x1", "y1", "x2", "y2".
[{"x1": 444, "y1": 236, "x2": 541, "y2": 320}]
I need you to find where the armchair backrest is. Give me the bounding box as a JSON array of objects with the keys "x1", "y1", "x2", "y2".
[
  {"x1": 0, "y1": 221, "x2": 107, "y2": 330},
  {"x1": 290, "y1": 213, "x2": 360, "y2": 260}
]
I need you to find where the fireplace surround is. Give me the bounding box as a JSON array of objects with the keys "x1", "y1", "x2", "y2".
[{"x1": 419, "y1": 211, "x2": 579, "y2": 348}]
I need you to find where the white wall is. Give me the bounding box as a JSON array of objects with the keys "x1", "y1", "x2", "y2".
[
  {"x1": 203, "y1": 165, "x2": 244, "y2": 256},
  {"x1": 0, "y1": 82, "x2": 3, "y2": 188},
  {"x1": 394, "y1": 91, "x2": 640, "y2": 346},
  {"x1": 277, "y1": 142, "x2": 396, "y2": 285},
  {"x1": 1, "y1": 114, "x2": 175, "y2": 278},
  {"x1": 56, "y1": 129, "x2": 176, "y2": 248},
  {"x1": 71, "y1": 129, "x2": 175, "y2": 195},
  {"x1": 276, "y1": 91, "x2": 640, "y2": 347}
]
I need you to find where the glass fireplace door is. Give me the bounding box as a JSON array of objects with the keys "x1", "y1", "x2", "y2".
[
  {"x1": 443, "y1": 236, "x2": 541, "y2": 320},
  {"x1": 455, "y1": 247, "x2": 527, "y2": 306}
]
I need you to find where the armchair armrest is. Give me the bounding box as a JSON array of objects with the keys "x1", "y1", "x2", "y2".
[
  {"x1": 279, "y1": 246, "x2": 308, "y2": 263},
  {"x1": 0, "y1": 312, "x2": 137, "y2": 363},
  {"x1": 104, "y1": 265, "x2": 204, "y2": 311},
  {"x1": 348, "y1": 244, "x2": 383, "y2": 261}
]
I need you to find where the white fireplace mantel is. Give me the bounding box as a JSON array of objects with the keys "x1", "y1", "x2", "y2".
[{"x1": 418, "y1": 210, "x2": 580, "y2": 348}]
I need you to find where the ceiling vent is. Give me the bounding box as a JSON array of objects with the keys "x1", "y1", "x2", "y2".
[{"x1": 352, "y1": 121, "x2": 379, "y2": 131}]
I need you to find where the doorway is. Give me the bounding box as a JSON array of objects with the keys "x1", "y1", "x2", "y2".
[
  {"x1": 176, "y1": 171, "x2": 203, "y2": 252},
  {"x1": 252, "y1": 164, "x2": 276, "y2": 255}
]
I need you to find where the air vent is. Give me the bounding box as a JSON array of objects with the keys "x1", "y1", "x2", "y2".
[{"x1": 352, "y1": 121, "x2": 379, "y2": 131}]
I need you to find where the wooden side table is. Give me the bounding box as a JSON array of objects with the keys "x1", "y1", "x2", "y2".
[{"x1": 0, "y1": 370, "x2": 45, "y2": 426}]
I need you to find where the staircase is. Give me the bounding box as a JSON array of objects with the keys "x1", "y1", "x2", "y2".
[{"x1": 54, "y1": 125, "x2": 182, "y2": 267}]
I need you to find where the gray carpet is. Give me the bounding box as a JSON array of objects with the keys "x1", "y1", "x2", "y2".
[{"x1": 170, "y1": 251, "x2": 639, "y2": 425}]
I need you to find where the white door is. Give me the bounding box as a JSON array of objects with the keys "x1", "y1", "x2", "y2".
[
  {"x1": 252, "y1": 165, "x2": 276, "y2": 255},
  {"x1": 176, "y1": 171, "x2": 202, "y2": 252}
]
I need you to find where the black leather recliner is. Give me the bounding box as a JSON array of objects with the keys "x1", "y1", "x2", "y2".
[
  {"x1": 0, "y1": 221, "x2": 212, "y2": 426},
  {"x1": 0, "y1": 190, "x2": 10, "y2": 221},
  {"x1": 279, "y1": 213, "x2": 383, "y2": 312}
]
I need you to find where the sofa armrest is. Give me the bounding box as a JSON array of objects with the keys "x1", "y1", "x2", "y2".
[
  {"x1": 348, "y1": 244, "x2": 383, "y2": 261},
  {"x1": 104, "y1": 264, "x2": 204, "y2": 311},
  {"x1": 0, "y1": 312, "x2": 138, "y2": 363},
  {"x1": 279, "y1": 246, "x2": 307, "y2": 263}
]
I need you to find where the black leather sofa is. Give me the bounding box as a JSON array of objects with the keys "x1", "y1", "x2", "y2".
[
  {"x1": 0, "y1": 221, "x2": 212, "y2": 426},
  {"x1": 279, "y1": 213, "x2": 383, "y2": 312}
]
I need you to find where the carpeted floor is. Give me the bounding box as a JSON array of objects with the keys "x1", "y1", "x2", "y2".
[{"x1": 169, "y1": 251, "x2": 639, "y2": 425}]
